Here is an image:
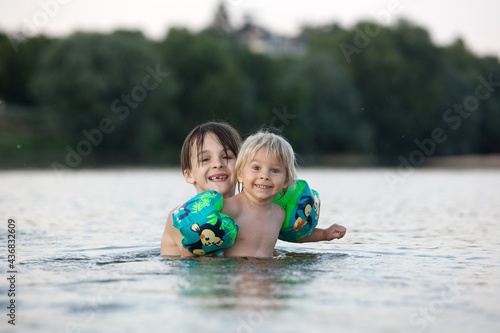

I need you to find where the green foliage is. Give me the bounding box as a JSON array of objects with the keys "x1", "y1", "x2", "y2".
[
  {"x1": 0, "y1": 33, "x2": 52, "y2": 104},
  {"x1": 158, "y1": 29, "x2": 264, "y2": 136},
  {"x1": 342, "y1": 21, "x2": 447, "y2": 156},
  {"x1": 1, "y1": 15, "x2": 500, "y2": 168},
  {"x1": 279, "y1": 52, "x2": 370, "y2": 153},
  {"x1": 30, "y1": 32, "x2": 178, "y2": 160}
]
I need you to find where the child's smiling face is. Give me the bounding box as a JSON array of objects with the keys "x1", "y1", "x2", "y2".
[
  {"x1": 237, "y1": 148, "x2": 286, "y2": 203},
  {"x1": 184, "y1": 132, "x2": 237, "y2": 198}
]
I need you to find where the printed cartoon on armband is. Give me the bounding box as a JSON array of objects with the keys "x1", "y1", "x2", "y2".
[
  {"x1": 173, "y1": 191, "x2": 238, "y2": 256},
  {"x1": 273, "y1": 180, "x2": 321, "y2": 242}
]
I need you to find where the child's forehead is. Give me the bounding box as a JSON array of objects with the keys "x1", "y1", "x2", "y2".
[
  {"x1": 194, "y1": 132, "x2": 221, "y2": 147},
  {"x1": 190, "y1": 132, "x2": 230, "y2": 157},
  {"x1": 249, "y1": 147, "x2": 282, "y2": 164}
]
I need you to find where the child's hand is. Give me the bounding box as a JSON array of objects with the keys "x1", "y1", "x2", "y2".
[{"x1": 323, "y1": 224, "x2": 346, "y2": 241}]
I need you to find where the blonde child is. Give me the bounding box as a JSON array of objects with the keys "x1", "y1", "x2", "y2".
[{"x1": 222, "y1": 131, "x2": 346, "y2": 258}]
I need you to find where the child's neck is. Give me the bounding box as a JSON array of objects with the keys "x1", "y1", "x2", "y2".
[{"x1": 241, "y1": 191, "x2": 274, "y2": 210}]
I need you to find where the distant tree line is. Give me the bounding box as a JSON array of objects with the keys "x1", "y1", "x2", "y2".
[{"x1": 1, "y1": 14, "x2": 499, "y2": 167}]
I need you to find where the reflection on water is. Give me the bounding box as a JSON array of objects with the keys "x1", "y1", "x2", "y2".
[
  {"x1": 157, "y1": 252, "x2": 339, "y2": 333},
  {"x1": 1, "y1": 169, "x2": 499, "y2": 333},
  {"x1": 172, "y1": 253, "x2": 324, "y2": 306}
]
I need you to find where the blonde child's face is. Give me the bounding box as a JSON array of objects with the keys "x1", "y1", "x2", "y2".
[
  {"x1": 237, "y1": 148, "x2": 286, "y2": 203},
  {"x1": 184, "y1": 132, "x2": 237, "y2": 198}
]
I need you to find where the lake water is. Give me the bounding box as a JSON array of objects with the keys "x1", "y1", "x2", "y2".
[{"x1": 1, "y1": 168, "x2": 499, "y2": 333}]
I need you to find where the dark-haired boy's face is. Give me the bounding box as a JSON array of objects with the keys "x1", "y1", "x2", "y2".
[{"x1": 184, "y1": 133, "x2": 237, "y2": 198}]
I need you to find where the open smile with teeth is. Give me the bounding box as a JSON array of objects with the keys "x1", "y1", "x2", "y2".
[
  {"x1": 209, "y1": 175, "x2": 228, "y2": 181},
  {"x1": 255, "y1": 184, "x2": 272, "y2": 189}
]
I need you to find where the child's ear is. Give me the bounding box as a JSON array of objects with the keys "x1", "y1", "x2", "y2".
[
  {"x1": 184, "y1": 169, "x2": 195, "y2": 185},
  {"x1": 237, "y1": 172, "x2": 243, "y2": 184}
]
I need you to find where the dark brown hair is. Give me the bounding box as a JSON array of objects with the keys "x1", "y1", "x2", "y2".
[{"x1": 180, "y1": 122, "x2": 242, "y2": 172}]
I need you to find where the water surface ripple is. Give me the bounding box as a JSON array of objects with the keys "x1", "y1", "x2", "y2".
[{"x1": 1, "y1": 169, "x2": 499, "y2": 332}]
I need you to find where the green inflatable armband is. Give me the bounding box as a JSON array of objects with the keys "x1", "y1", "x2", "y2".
[{"x1": 273, "y1": 180, "x2": 321, "y2": 242}]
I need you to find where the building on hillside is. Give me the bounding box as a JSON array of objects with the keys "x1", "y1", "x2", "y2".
[{"x1": 234, "y1": 22, "x2": 306, "y2": 57}]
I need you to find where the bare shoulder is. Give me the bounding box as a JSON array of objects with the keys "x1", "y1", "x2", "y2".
[
  {"x1": 221, "y1": 194, "x2": 243, "y2": 217},
  {"x1": 273, "y1": 202, "x2": 286, "y2": 220},
  {"x1": 161, "y1": 204, "x2": 184, "y2": 256},
  {"x1": 166, "y1": 205, "x2": 180, "y2": 227},
  {"x1": 163, "y1": 204, "x2": 183, "y2": 237},
  {"x1": 273, "y1": 202, "x2": 285, "y2": 214},
  {"x1": 169, "y1": 205, "x2": 179, "y2": 219}
]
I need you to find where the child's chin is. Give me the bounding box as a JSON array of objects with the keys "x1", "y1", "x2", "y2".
[{"x1": 210, "y1": 182, "x2": 231, "y2": 193}]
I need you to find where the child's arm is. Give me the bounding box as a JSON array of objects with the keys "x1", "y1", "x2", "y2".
[
  {"x1": 294, "y1": 224, "x2": 346, "y2": 243},
  {"x1": 160, "y1": 208, "x2": 196, "y2": 257}
]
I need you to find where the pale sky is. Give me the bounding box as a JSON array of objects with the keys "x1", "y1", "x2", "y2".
[{"x1": 1, "y1": 0, "x2": 499, "y2": 59}]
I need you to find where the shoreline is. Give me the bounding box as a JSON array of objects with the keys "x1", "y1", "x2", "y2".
[
  {"x1": 424, "y1": 154, "x2": 500, "y2": 168},
  {"x1": 1, "y1": 153, "x2": 499, "y2": 170}
]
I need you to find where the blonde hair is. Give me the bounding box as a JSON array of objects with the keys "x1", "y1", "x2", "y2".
[{"x1": 235, "y1": 131, "x2": 297, "y2": 191}]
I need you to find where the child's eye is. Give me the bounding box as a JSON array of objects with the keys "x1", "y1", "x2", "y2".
[
  {"x1": 271, "y1": 169, "x2": 280, "y2": 173},
  {"x1": 252, "y1": 165, "x2": 260, "y2": 171},
  {"x1": 201, "y1": 157, "x2": 210, "y2": 163},
  {"x1": 223, "y1": 155, "x2": 233, "y2": 160}
]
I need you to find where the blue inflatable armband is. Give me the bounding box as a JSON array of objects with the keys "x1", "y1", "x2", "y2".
[{"x1": 173, "y1": 191, "x2": 238, "y2": 256}]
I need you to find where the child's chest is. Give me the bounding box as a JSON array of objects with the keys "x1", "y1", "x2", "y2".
[{"x1": 237, "y1": 209, "x2": 283, "y2": 240}]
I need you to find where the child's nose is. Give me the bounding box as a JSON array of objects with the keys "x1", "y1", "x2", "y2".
[{"x1": 212, "y1": 157, "x2": 224, "y2": 168}]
